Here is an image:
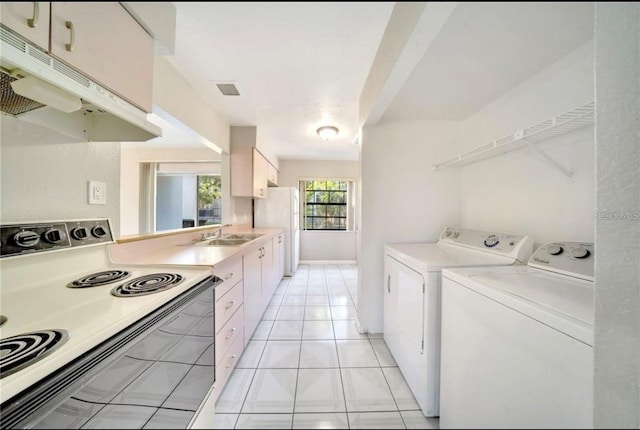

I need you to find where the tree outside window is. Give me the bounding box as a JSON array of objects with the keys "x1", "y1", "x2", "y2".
[{"x1": 197, "y1": 175, "x2": 222, "y2": 226}]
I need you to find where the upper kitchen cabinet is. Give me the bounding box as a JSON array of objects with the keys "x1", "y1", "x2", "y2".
[
  {"x1": 267, "y1": 161, "x2": 279, "y2": 187},
  {"x1": 50, "y1": 2, "x2": 153, "y2": 112},
  {"x1": 230, "y1": 126, "x2": 279, "y2": 198},
  {"x1": 231, "y1": 147, "x2": 269, "y2": 199},
  {"x1": 0, "y1": 2, "x2": 50, "y2": 51}
]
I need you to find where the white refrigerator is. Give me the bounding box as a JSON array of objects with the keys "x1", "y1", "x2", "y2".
[{"x1": 254, "y1": 187, "x2": 300, "y2": 276}]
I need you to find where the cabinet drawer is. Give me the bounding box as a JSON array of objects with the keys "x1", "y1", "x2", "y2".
[
  {"x1": 214, "y1": 254, "x2": 243, "y2": 298},
  {"x1": 215, "y1": 281, "x2": 243, "y2": 332},
  {"x1": 215, "y1": 305, "x2": 244, "y2": 366},
  {"x1": 215, "y1": 331, "x2": 244, "y2": 396}
]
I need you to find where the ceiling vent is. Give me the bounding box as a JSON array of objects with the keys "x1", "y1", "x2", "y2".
[{"x1": 216, "y1": 82, "x2": 240, "y2": 96}]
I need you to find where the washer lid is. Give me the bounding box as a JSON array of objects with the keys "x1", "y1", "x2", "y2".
[
  {"x1": 385, "y1": 242, "x2": 518, "y2": 273},
  {"x1": 443, "y1": 266, "x2": 594, "y2": 345}
]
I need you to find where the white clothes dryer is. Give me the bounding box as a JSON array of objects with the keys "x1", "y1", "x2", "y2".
[
  {"x1": 439, "y1": 241, "x2": 594, "y2": 429},
  {"x1": 384, "y1": 227, "x2": 534, "y2": 417}
]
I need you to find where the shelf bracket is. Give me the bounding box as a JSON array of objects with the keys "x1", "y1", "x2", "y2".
[{"x1": 522, "y1": 137, "x2": 573, "y2": 179}]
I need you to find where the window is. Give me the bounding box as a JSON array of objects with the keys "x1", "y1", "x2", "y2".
[
  {"x1": 140, "y1": 162, "x2": 222, "y2": 234},
  {"x1": 302, "y1": 180, "x2": 349, "y2": 230}
]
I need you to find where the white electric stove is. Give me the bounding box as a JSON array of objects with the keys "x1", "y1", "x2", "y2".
[
  {"x1": 439, "y1": 241, "x2": 594, "y2": 428},
  {"x1": 383, "y1": 227, "x2": 534, "y2": 417},
  {"x1": 0, "y1": 219, "x2": 219, "y2": 429}
]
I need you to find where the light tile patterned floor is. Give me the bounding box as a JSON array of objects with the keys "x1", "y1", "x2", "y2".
[{"x1": 213, "y1": 264, "x2": 440, "y2": 429}]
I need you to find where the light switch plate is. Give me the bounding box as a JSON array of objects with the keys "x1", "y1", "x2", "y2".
[{"x1": 88, "y1": 181, "x2": 106, "y2": 205}]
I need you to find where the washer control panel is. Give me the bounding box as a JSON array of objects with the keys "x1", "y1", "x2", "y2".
[
  {"x1": 439, "y1": 227, "x2": 534, "y2": 263},
  {"x1": 528, "y1": 241, "x2": 594, "y2": 281},
  {"x1": 1, "y1": 219, "x2": 113, "y2": 258}
]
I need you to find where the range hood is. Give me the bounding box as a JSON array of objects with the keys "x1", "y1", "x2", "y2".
[{"x1": 0, "y1": 26, "x2": 162, "y2": 142}]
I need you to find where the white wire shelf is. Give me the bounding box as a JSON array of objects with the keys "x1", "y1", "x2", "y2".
[{"x1": 434, "y1": 102, "x2": 595, "y2": 176}]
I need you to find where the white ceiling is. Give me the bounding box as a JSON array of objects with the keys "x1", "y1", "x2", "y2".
[
  {"x1": 165, "y1": 2, "x2": 394, "y2": 160},
  {"x1": 153, "y1": 2, "x2": 594, "y2": 161}
]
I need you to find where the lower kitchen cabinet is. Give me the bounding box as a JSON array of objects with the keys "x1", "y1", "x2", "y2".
[
  {"x1": 274, "y1": 232, "x2": 285, "y2": 286},
  {"x1": 212, "y1": 253, "x2": 244, "y2": 398},
  {"x1": 242, "y1": 235, "x2": 281, "y2": 346},
  {"x1": 210, "y1": 233, "x2": 284, "y2": 395},
  {"x1": 215, "y1": 325, "x2": 245, "y2": 397},
  {"x1": 243, "y1": 244, "x2": 263, "y2": 346}
]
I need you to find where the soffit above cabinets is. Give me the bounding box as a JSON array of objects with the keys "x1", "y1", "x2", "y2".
[{"x1": 379, "y1": 2, "x2": 594, "y2": 123}]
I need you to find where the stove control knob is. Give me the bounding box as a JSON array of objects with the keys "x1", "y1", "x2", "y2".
[
  {"x1": 570, "y1": 247, "x2": 590, "y2": 259},
  {"x1": 452, "y1": 231, "x2": 460, "y2": 238},
  {"x1": 70, "y1": 227, "x2": 89, "y2": 241},
  {"x1": 547, "y1": 245, "x2": 563, "y2": 256},
  {"x1": 14, "y1": 230, "x2": 40, "y2": 248},
  {"x1": 91, "y1": 226, "x2": 108, "y2": 238},
  {"x1": 43, "y1": 228, "x2": 67, "y2": 244},
  {"x1": 444, "y1": 230, "x2": 452, "y2": 237},
  {"x1": 484, "y1": 235, "x2": 500, "y2": 247}
]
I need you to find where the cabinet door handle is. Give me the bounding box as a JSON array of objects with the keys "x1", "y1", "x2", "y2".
[
  {"x1": 224, "y1": 272, "x2": 233, "y2": 280},
  {"x1": 387, "y1": 274, "x2": 391, "y2": 293},
  {"x1": 28, "y1": 2, "x2": 39, "y2": 28},
  {"x1": 226, "y1": 354, "x2": 237, "y2": 368},
  {"x1": 225, "y1": 327, "x2": 237, "y2": 340},
  {"x1": 65, "y1": 21, "x2": 75, "y2": 52},
  {"x1": 225, "y1": 300, "x2": 236, "y2": 310}
]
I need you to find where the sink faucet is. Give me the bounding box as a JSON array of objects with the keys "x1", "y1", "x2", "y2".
[{"x1": 200, "y1": 224, "x2": 232, "y2": 241}]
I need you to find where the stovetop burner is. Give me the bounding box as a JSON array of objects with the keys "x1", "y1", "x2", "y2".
[
  {"x1": 67, "y1": 270, "x2": 131, "y2": 288},
  {"x1": 0, "y1": 330, "x2": 69, "y2": 378},
  {"x1": 111, "y1": 273, "x2": 184, "y2": 297},
  {"x1": 0, "y1": 315, "x2": 6, "y2": 327}
]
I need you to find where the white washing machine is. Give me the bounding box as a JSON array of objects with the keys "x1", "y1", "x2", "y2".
[
  {"x1": 439, "y1": 241, "x2": 594, "y2": 429},
  {"x1": 384, "y1": 227, "x2": 534, "y2": 417}
]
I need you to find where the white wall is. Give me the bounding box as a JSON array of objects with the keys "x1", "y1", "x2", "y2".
[
  {"x1": 153, "y1": 57, "x2": 230, "y2": 153},
  {"x1": 278, "y1": 159, "x2": 359, "y2": 187},
  {"x1": 457, "y1": 41, "x2": 595, "y2": 246},
  {"x1": 0, "y1": 116, "x2": 121, "y2": 234},
  {"x1": 279, "y1": 159, "x2": 359, "y2": 261},
  {"x1": 594, "y1": 3, "x2": 640, "y2": 427},
  {"x1": 358, "y1": 120, "x2": 461, "y2": 333}
]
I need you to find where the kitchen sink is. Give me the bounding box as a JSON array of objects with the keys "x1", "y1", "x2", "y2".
[
  {"x1": 220, "y1": 233, "x2": 264, "y2": 240},
  {"x1": 195, "y1": 238, "x2": 252, "y2": 247},
  {"x1": 189, "y1": 233, "x2": 265, "y2": 247}
]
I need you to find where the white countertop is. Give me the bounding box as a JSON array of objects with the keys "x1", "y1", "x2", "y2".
[{"x1": 109, "y1": 228, "x2": 285, "y2": 268}]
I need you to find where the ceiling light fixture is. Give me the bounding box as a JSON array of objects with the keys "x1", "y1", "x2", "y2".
[{"x1": 316, "y1": 126, "x2": 339, "y2": 141}]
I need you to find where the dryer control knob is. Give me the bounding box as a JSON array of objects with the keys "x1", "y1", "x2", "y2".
[
  {"x1": 570, "y1": 247, "x2": 590, "y2": 259},
  {"x1": 452, "y1": 232, "x2": 460, "y2": 238},
  {"x1": 444, "y1": 230, "x2": 452, "y2": 237},
  {"x1": 547, "y1": 245, "x2": 563, "y2": 256}
]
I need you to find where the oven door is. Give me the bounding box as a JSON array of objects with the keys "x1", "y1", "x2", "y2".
[{"x1": 1, "y1": 276, "x2": 222, "y2": 429}]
